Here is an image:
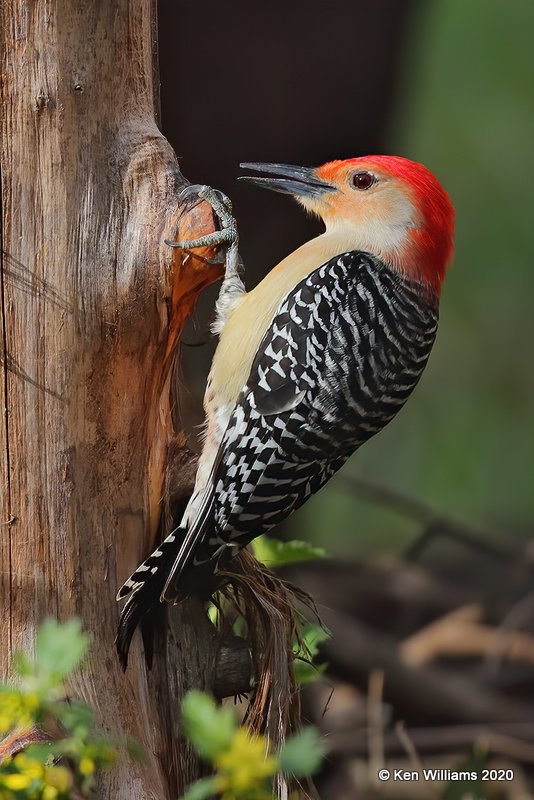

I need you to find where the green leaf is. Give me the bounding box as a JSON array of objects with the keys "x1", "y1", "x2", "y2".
[
  {"x1": 22, "y1": 742, "x2": 60, "y2": 763},
  {"x1": 0, "y1": 617, "x2": 122, "y2": 796},
  {"x1": 299, "y1": 625, "x2": 330, "y2": 657},
  {"x1": 12, "y1": 650, "x2": 33, "y2": 678},
  {"x1": 181, "y1": 691, "x2": 236, "y2": 759},
  {"x1": 293, "y1": 624, "x2": 330, "y2": 685},
  {"x1": 35, "y1": 618, "x2": 90, "y2": 680},
  {"x1": 278, "y1": 727, "x2": 326, "y2": 777},
  {"x1": 207, "y1": 604, "x2": 219, "y2": 626},
  {"x1": 55, "y1": 699, "x2": 94, "y2": 734},
  {"x1": 182, "y1": 776, "x2": 220, "y2": 800},
  {"x1": 294, "y1": 658, "x2": 327, "y2": 686},
  {"x1": 252, "y1": 536, "x2": 326, "y2": 568}
]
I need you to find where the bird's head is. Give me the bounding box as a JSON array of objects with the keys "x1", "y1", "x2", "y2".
[{"x1": 240, "y1": 156, "x2": 455, "y2": 295}]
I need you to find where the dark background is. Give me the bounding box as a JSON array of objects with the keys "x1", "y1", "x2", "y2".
[
  {"x1": 159, "y1": 0, "x2": 412, "y2": 274},
  {"x1": 159, "y1": 0, "x2": 534, "y2": 553},
  {"x1": 158, "y1": 1, "x2": 534, "y2": 796}
]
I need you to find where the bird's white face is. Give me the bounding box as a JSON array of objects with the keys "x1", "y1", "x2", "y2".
[{"x1": 302, "y1": 161, "x2": 420, "y2": 264}]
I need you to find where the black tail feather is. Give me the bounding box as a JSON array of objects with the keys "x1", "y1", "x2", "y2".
[
  {"x1": 116, "y1": 568, "x2": 168, "y2": 670},
  {"x1": 116, "y1": 518, "x2": 226, "y2": 668},
  {"x1": 116, "y1": 528, "x2": 188, "y2": 669}
]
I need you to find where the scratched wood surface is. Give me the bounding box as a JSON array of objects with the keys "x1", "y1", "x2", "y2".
[{"x1": 0, "y1": 2, "x2": 224, "y2": 797}]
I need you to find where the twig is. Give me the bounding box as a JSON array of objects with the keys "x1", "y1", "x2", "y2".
[
  {"x1": 485, "y1": 589, "x2": 534, "y2": 673},
  {"x1": 394, "y1": 721, "x2": 424, "y2": 774},
  {"x1": 0, "y1": 726, "x2": 50, "y2": 762},
  {"x1": 334, "y1": 475, "x2": 522, "y2": 564},
  {"x1": 367, "y1": 669, "x2": 385, "y2": 787},
  {"x1": 401, "y1": 603, "x2": 534, "y2": 667},
  {"x1": 329, "y1": 722, "x2": 534, "y2": 762},
  {"x1": 322, "y1": 607, "x2": 534, "y2": 725},
  {"x1": 483, "y1": 734, "x2": 534, "y2": 765}
]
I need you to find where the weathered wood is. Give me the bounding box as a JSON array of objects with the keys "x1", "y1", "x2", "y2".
[{"x1": 0, "y1": 2, "x2": 224, "y2": 797}]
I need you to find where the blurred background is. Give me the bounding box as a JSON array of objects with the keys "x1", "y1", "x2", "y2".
[{"x1": 159, "y1": 0, "x2": 534, "y2": 797}]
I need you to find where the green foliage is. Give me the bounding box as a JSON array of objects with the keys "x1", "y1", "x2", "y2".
[
  {"x1": 278, "y1": 728, "x2": 325, "y2": 778},
  {"x1": 0, "y1": 618, "x2": 118, "y2": 799},
  {"x1": 296, "y1": 0, "x2": 534, "y2": 556},
  {"x1": 251, "y1": 536, "x2": 326, "y2": 568},
  {"x1": 181, "y1": 692, "x2": 235, "y2": 760},
  {"x1": 293, "y1": 624, "x2": 330, "y2": 686},
  {"x1": 191, "y1": 538, "x2": 328, "y2": 797},
  {"x1": 35, "y1": 619, "x2": 90, "y2": 684},
  {"x1": 182, "y1": 776, "x2": 221, "y2": 800},
  {"x1": 252, "y1": 536, "x2": 330, "y2": 686},
  {"x1": 180, "y1": 691, "x2": 325, "y2": 800}
]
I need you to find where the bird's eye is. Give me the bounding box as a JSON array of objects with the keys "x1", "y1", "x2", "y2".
[{"x1": 352, "y1": 171, "x2": 376, "y2": 190}]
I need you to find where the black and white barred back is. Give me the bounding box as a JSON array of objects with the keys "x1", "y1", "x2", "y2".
[
  {"x1": 211, "y1": 252, "x2": 438, "y2": 537},
  {"x1": 117, "y1": 251, "x2": 438, "y2": 662}
]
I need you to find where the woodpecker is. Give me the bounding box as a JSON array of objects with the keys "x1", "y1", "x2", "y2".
[{"x1": 116, "y1": 156, "x2": 455, "y2": 666}]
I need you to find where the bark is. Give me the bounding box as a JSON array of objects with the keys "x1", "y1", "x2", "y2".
[{"x1": 0, "y1": 2, "x2": 225, "y2": 797}]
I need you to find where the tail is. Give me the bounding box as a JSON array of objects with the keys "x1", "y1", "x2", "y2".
[
  {"x1": 116, "y1": 491, "x2": 223, "y2": 668},
  {"x1": 116, "y1": 527, "x2": 184, "y2": 670}
]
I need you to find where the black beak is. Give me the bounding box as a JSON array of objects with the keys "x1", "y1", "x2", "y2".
[{"x1": 239, "y1": 162, "x2": 336, "y2": 198}]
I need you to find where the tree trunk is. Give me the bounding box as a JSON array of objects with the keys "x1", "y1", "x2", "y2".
[{"x1": 0, "y1": 2, "x2": 224, "y2": 797}]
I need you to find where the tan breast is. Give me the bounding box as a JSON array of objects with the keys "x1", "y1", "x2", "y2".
[{"x1": 208, "y1": 229, "x2": 365, "y2": 410}]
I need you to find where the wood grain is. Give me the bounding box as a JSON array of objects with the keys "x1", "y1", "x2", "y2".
[{"x1": 0, "y1": 2, "x2": 223, "y2": 796}]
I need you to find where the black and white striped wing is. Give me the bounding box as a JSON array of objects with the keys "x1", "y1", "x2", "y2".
[{"x1": 173, "y1": 251, "x2": 438, "y2": 586}]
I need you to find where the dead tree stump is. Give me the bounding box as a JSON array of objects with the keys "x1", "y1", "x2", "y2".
[{"x1": 0, "y1": 2, "x2": 227, "y2": 796}]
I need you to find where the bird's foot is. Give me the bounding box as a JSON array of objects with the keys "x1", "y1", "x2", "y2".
[
  {"x1": 166, "y1": 183, "x2": 245, "y2": 332},
  {"x1": 165, "y1": 184, "x2": 239, "y2": 275}
]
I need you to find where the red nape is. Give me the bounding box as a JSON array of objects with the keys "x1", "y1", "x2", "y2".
[{"x1": 358, "y1": 155, "x2": 455, "y2": 293}]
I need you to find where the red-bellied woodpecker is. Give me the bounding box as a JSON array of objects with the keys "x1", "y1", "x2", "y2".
[{"x1": 116, "y1": 156, "x2": 455, "y2": 666}]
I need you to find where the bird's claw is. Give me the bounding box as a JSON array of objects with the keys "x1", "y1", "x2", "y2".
[
  {"x1": 166, "y1": 183, "x2": 240, "y2": 283},
  {"x1": 178, "y1": 183, "x2": 232, "y2": 215},
  {"x1": 166, "y1": 184, "x2": 237, "y2": 257},
  {"x1": 166, "y1": 182, "x2": 245, "y2": 333},
  {"x1": 164, "y1": 227, "x2": 234, "y2": 252}
]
